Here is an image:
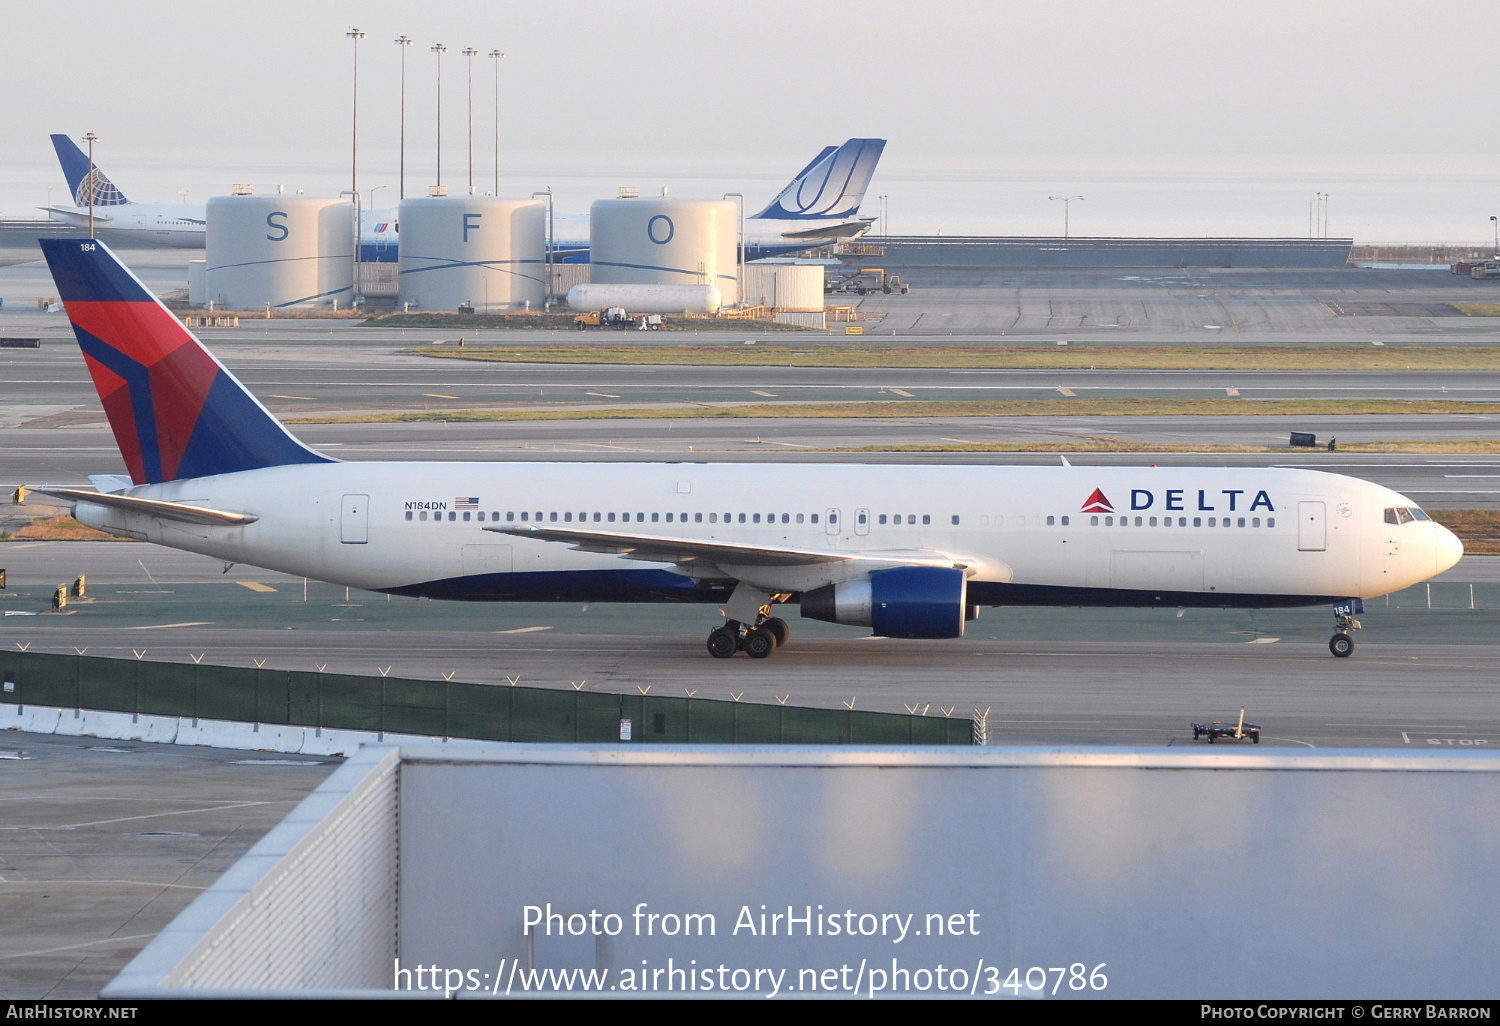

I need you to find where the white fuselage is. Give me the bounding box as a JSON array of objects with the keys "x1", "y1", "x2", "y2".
[
  {"x1": 44, "y1": 204, "x2": 205, "y2": 248},
  {"x1": 73, "y1": 462, "x2": 1461, "y2": 613}
]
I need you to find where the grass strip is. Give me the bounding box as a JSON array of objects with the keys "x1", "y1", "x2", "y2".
[{"x1": 288, "y1": 398, "x2": 1500, "y2": 425}]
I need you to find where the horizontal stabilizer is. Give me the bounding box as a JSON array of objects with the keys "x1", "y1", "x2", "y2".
[
  {"x1": 34, "y1": 487, "x2": 258, "y2": 526},
  {"x1": 778, "y1": 219, "x2": 873, "y2": 241}
]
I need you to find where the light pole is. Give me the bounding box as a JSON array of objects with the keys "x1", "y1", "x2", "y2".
[
  {"x1": 347, "y1": 28, "x2": 365, "y2": 292},
  {"x1": 490, "y1": 50, "x2": 506, "y2": 196},
  {"x1": 724, "y1": 192, "x2": 745, "y2": 307},
  {"x1": 463, "y1": 47, "x2": 479, "y2": 195},
  {"x1": 179, "y1": 189, "x2": 188, "y2": 206},
  {"x1": 395, "y1": 36, "x2": 412, "y2": 200},
  {"x1": 532, "y1": 188, "x2": 554, "y2": 298},
  {"x1": 83, "y1": 132, "x2": 99, "y2": 236},
  {"x1": 879, "y1": 194, "x2": 889, "y2": 237},
  {"x1": 347, "y1": 29, "x2": 364, "y2": 203},
  {"x1": 1049, "y1": 195, "x2": 1083, "y2": 240},
  {"x1": 1489, "y1": 215, "x2": 1496, "y2": 256},
  {"x1": 431, "y1": 43, "x2": 448, "y2": 190}
]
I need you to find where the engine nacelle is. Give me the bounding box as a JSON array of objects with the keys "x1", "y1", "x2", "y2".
[{"x1": 800, "y1": 566, "x2": 968, "y2": 639}]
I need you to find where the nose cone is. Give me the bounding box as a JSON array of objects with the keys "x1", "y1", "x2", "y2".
[{"x1": 1433, "y1": 522, "x2": 1464, "y2": 576}]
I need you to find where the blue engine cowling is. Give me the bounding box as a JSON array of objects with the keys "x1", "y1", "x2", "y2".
[{"x1": 799, "y1": 566, "x2": 967, "y2": 639}]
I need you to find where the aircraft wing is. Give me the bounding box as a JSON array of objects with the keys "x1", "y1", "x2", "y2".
[
  {"x1": 33, "y1": 487, "x2": 258, "y2": 526},
  {"x1": 486, "y1": 525, "x2": 967, "y2": 571}
]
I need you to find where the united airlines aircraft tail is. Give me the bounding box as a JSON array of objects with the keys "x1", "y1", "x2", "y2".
[
  {"x1": 51, "y1": 134, "x2": 130, "y2": 207},
  {"x1": 752, "y1": 138, "x2": 886, "y2": 220},
  {"x1": 38, "y1": 239, "x2": 334, "y2": 486}
]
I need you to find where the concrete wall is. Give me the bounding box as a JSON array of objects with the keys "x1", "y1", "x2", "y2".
[{"x1": 106, "y1": 745, "x2": 1500, "y2": 999}]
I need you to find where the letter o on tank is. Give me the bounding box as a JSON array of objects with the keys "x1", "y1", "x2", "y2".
[{"x1": 647, "y1": 214, "x2": 674, "y2": 245}]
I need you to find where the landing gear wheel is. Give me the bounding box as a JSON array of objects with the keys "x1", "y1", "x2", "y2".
[
  {"x1": 707, "y1": 627, "x2": 737, "y2": 659},
  {"x1": 1252, "y1": 733, "x2": 1260, "y2": 744},
  {"x1": 1329, "y1": 633, "x2": 1354, "y2": 658},
  {"x1": 762, "y1": 617, "x2": 790, "y2": 648},
  {"x1": 742, "y1": 629, "x2": 775, "y2": 659}
]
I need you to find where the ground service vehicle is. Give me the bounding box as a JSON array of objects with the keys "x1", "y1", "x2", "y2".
[
  {"x1": 574, "y1": 307, "x2": 633, "y2": 330},
  {"x1": 825, "y1": 268, "x2": 910, "y2": 295}
]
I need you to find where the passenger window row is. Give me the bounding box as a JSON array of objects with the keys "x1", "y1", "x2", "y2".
[
  {"x1": 1089, "y1": 515, "x2": 1276, "y2": 528},
  {"x1": 399, "y1": 509, "x2": 973, "y2": 527},
  {"x1": 404, "y1": 510, "x2": 830, "y2": 525}
]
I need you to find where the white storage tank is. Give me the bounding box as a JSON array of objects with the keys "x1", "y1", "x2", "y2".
[
  {"x1": 741, "y1": 262, "x2": 825, "y2": 311},
  {"x1": 398, "y1": 197, "x2": 545, "y2": 311},
  {"x1": 566, "y1": 283, "x2": 721, "y2": 315},
  {"x1": 590, "y1": 197, "x2": 738, "y2": 305},
  {"x1": 204, "y1": 195, "x2": 353, "y2": 310}
]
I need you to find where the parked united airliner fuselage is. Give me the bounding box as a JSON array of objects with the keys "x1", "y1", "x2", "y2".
[{"x1": 36, "y1": 239, "x2": 1462, "y2": 659}]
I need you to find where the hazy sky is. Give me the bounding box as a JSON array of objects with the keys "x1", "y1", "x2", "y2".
[{"x1": 3, "y1": 1, "x2": 1496, "y2": 236}]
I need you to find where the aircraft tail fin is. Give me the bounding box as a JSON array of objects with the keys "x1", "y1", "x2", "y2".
[
  {"x1": 38, "y1": 239, "x2": 334, "y2": 486},
  {"x1": 50, "y1": 134, "x2": 130, "y2": 207},
  {"x1": 752, "y1": 138, "x2": 886, "y2": 220}
]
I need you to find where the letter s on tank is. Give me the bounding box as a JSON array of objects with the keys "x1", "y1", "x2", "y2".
[{"x1": 266, "y1": 211, "x2": 290, "y2": 242}]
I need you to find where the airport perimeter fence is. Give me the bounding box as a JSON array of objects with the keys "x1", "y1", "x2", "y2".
[{"x1": 0, "y1": 651, "x2": 971, "y2": 746}]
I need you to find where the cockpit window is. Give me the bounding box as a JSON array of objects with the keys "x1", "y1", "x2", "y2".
[{"x1": 1384, "y1": 506, "x2": 1430, "y2": 525}]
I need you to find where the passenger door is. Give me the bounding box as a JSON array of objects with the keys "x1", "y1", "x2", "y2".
[
  {"x1": 341, "y1": 494, "x2": 369, "y2": 544},
  {"x1": 1297, "y1": 501, "x2": 1326, "y2": 552}
]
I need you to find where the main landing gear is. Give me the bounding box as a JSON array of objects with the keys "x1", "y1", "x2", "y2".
[
  {"x1": 1329, "y1": 606, "x2": 1362, "y2": 658},
  {"x1": 706, "y1": 585, "x2": 792, "y2": 659}
]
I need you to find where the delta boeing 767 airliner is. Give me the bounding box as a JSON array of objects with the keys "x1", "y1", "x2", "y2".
[{"x1": 34, "y1": 239, "x2": 1461, "y2": 659}]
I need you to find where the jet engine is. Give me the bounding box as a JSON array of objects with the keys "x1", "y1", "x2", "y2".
[{"x1": 800, "y1": 566, "x2": 968, "y2": 639}]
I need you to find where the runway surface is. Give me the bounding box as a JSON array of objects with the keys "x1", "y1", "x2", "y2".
[{"x1": 4, "y1": 255, "x2": 1499, "y2": 999}]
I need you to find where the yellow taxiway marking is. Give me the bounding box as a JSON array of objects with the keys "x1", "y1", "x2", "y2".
[
  {"x1": 1057, "y1": 386, "x2": 1076, "y2": 397},
  {"x1": 423, "y1": 393, "x2": 461, "y2": 399},
  {"x1": 237, "y1": 581, "x2": 277, "y2": 593},
  {"x1": 1226, "y1": 387, "x2": 1241, "y2": 396},
  {"x1": 888, "y1": 388, "x2": 916, "y2": 398},
  {"x1": 751, "y1": 390, "x2": 777, "y2": 397},
  {"x1": 748, "y1": 439, "x2": 815, "y2": 448},
  {"x1": 267, "y1": 395, "x2": 316, "y2": 400},
  {"x1": 127, "y1": 622, "x2": 214, "y2": 630},
  {"x1": 495, "y1": 626, "x2": 553, "y2": 634},
  {"x1": 586, "y1": 392, "x2": 622, "y2": 398},
  {"x1": 941, "y1": 438, "x2": 986, "y2": 444}
]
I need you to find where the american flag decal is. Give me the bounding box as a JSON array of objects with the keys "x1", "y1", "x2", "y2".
[{"x1": 455, "y1": 496, "x2": 479, "y2": 509}]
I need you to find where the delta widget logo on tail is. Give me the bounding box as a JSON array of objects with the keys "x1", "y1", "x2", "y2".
[{"x1": 1081, "y1": 488, "x2": 1113, "y2": 513}]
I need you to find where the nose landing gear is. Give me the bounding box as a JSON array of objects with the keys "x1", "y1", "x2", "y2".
[{"x1": 1329, "y1": 599, "x2": 1363, "y2": 657}]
